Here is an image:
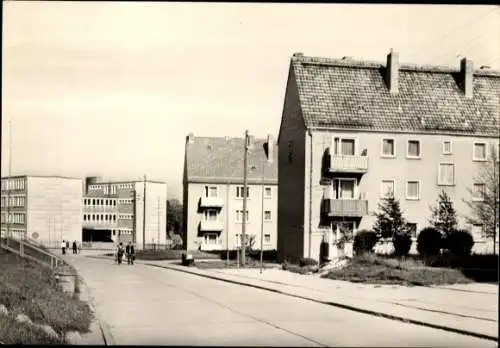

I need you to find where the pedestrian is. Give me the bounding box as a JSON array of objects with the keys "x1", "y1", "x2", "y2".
[
  {"x1": 116, "y1": 242, "x2": 124, "y2": 265},
  {"x1": 66, "y1": 240, "x2": 70, "y2": 250},
  {"x1": 72, "y1": 240, "x2": 77, "y2": 255},
  {"x1": 125, "y1": 241, "x2": 135, "y2": 265},
  {"x1": 78, "y1": 242, "x2": 82, "y2": 254},
  {"x1": 61, "y1": 240, "x2": 66, "y2": 255}
]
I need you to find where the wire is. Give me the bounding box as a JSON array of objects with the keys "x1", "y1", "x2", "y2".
[{"x1": 408, "y1": 7, "x2": 499, "y2": 59}]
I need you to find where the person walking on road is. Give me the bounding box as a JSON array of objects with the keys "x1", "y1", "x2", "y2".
[
  {"x1": 61, "y1": 240, "x2": 66, "y2": 255},
  {"x1": 116, "y1": 242, "x2": 125, "y2": 265},
  {"x1": 125, "y1": 241, "x2": 135, "y2": 265},
  {"x1": 72, "y1": 240, "x2": 77, "y2": 255},
  {"x1": 66, "y1": 240, "x2": 70, "y2": 250}
]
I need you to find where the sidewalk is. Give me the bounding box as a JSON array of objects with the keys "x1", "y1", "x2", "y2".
[{"x1": 136, "y1": 259, "x2": 498, "y2": 341}]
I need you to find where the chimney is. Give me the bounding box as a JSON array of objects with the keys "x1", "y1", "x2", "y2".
[
  {"x1": 385, "y1": 48, "x2": 399, "y2": 94},
  {"x1": 460, "y1": 58, "x2": 473, "y2": 98},
  {"x1": 266, "y1": 134, "x2": 274, "y2": 163},
  {"x1": 186, "y1": 133, "x2": 194, "y2": 144}
]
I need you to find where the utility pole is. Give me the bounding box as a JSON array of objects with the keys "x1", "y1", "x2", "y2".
[
  {"x1": 157, "y1": 197, "x2": 160, "y2": 247},
  {"x1": 493, "y1": 147, "x2": 498, "y2": 256},
  {"x1": 241, "y1": 130, "x2": 249, "y2": 266},
  {"x1": 226, "y1": 180, "x2": 230, "y2": 266},
  {"x1": 7, "y1": 119, "x2": 12, "y2": 243},
  {"x1": 260, "y1": 162, "x2": 265, "y2": 274},
  {"x1": 142, "y1": 175, "x2": 147, "y2": 250}
]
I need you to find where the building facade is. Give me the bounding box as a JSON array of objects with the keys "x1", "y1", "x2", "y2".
[
  {"x1": 277, "y1": 50, "x2": 500, "y2": 262},
  {"x1": 1, "y1": 175, "x2": 83, "y2": 246},
  {"x1": 183, "y1": 134, "x2": 278, "y2": 251},
  {"x1": 82, "y1": 177, "x2": 167, "y2": 248}
]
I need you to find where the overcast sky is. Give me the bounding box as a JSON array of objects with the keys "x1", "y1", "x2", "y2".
[{"x1": 2, "y1": 2, "x2": 499, "y2": 200}]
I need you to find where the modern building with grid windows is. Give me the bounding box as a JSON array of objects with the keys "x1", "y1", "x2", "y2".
[{"x1": 1, "y1": 175, "x2": 83, "y2": 245}]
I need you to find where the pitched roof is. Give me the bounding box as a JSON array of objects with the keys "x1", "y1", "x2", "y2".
[
  {"x1": 291, "y1": 54, "x2": 500, "y2": 137},
  {"x1": 185, "y1": 135, "x2": 278, "y2": 183}
]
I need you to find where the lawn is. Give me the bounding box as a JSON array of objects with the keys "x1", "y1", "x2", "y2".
[
  {"x1": 0, "y1": 248, "x2": 93, "y2": 343},
  {"x1": 195, "y1": 258, "x2": 278, "y2": 269},
  {"x1": 0, "y1": 316, "x2": 66, "y2": 345},
  {"x1": 321, "y1": 253, "x2": 474, "y2": 286}
]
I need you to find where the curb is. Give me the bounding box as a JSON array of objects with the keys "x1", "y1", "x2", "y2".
[
  {"x1": 77, "y1": 275, "x2": 116, "y2": 345},
  {"x1": 144, "y1": 262, "x2": 498, "y2": 343}
]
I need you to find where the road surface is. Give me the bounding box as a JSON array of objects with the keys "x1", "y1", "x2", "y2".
[{"x1": 66, "y1": 256, "x2": 495, "y2": 347}]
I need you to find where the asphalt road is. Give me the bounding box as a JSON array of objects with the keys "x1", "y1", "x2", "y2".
[{"x1": 66, "y1": 255, "x2": 495, "y2": 347}]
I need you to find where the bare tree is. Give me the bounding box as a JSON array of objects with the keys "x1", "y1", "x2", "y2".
[{"x1": 464, "y1": 144, "x2": 499, "y2": 255}]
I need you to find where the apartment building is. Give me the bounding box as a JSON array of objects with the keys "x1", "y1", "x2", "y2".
[
  {"x1": 0, "y1": 175, "x2": 83, "y2": 245},
  {"x1": 183, "y1": 134, "x2": 278, "y2": 251},
  {"x1": 83, "y1": 177, "x2": 167, "y2": 248},
  {"x1": 277, "y1": 49, "x2": 500, "y2": 262}
]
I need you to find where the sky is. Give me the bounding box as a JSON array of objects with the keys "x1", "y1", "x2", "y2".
[{"x1": 2, "y1": 2, "x2": 499, "y2": 200}]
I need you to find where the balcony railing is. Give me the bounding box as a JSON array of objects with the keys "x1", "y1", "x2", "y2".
[
  {"x1": 329, "y1": 155, "x2": 369, "y2": 174},
  {"x1": 322, "y1": 199, "x2": 368, "y2": 217},
  {"x1": 199, "y1": 220, "x2": 224, "y2": 232},
  {"x1": 200, "y1": 196, "x2": 224, "y2": 208}
]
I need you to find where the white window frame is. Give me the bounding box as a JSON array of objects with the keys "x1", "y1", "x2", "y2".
[
  {"x1": 264, "y1": 234, "x2": 271, "y2": 245},
  {"x1": 236, "y1": 186, "x2": 250, "y2": 199},
  {"x1": 442, "y1": 140, "x2": 453, "y2": 155},
  {"x1": 264, "y1": 210, "x2": 272, "y2": 222},
  {"x1": 380, "y1": 180, "x2": 395, "y2": 197},
  {"x1": 472, "y1": 183, "x2": 486, "y2": 202},
  {"x1": 473, "y1": 142, "x2": 488, "y2": 161},
  {"x1": 471, "y1": 224, "x2": 485, "y2": 242},
  {"x1": 264, "y1": 187, "x2": 272, "y2": 198},
  {"x1": 332, "y1": 137, "x2": 358, "y2": 156},
  {"x1": 205, "y1": 185, "x2": 219, "y2": 198},
  {"x1": 406, "y1": 181, "x2": 421, "y2": 201},
  {"x1": 204, "y1": 209, "x2": 219, "y2": 221},
  {"x1": 204, "y1": 233, "x2": 218, "y2": 245},
  {"x1": 438, "y1": 163, "x2": 455, "y2": 186},
  {"x1": 381, "y1": 138, "x2": 396, "y2": 158},
  {"x1": 235, "y1": 210, "x2": 250, "y2": 223},
  {"x1": 406, "y1": 139, "x2": 422, "y2": 159},
  {"x1": 337, "y1": 178, "x2": 358, "y2": 200}
]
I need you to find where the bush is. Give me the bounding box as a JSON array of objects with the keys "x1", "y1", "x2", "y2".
[
  {"x1": 417, "y1": 227, "x2": 443, "y2": 256},
  {"x1": 392, "y1": 233, "x2": 412, "y2": 256},
  {"x1": 446, "y1": 229, "x2": 474, "y2": 257},
  {"x1": 353, "y1": 230, "x2": 378, "y2": 255},
  {"x1": 299, "y1": 257, "x2": 318, "y2": 267}
]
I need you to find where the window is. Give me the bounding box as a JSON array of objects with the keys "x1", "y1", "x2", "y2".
[
  {"x1": 264, "y1": 234, "x2": 271, "y2": 245},
  {"x1": 406, "y1": 181, "x2": 420, "y2": 200},
  {"x1": 205, "y1": 233, "x2": 218, "y2": 245},
  {"x1": 438, "y1": 163, "x2": 455, "y2": 186},
  {"x1": 471, "y1": 224, "x2": 485, "y2": 241},
  {"x1": 472, "y1": 183, "x2": 485, "y2": 201},
  {"x1": 407, "y1": 223, "x2": 417, "y2": 239},
  {"x1": 339, "y1": 179, "x2": 355, "y2": 199},
  {"x1": 382, "y1": 139, "x2": 395, "y2": 157},
  {"x1": 264, "y1": 187, "x2": 272, "y2": 198},
  {"x1": 340, "y1": 139, "x2": 355, "y2": 156},
  {"x1": 205, "y1": 209, "x2": 218, "y2": 221},
  {"x1": 236, "y1": 186, "x2": 250, "y2": 198},
  {"x1": 205, "y1": 186, "x2": 218, "y2": 197},
  {"x1": 264, "y1": 211, "x2": 272, "y2": 221},
  {"x1": 381, "y1": 180, "x2": 395, "y2": 197},
  {"x1": 113, "y1": 215, "x2": 116, "y2": 221},
  {"x1": 443, "y1": 141, "x2": 452, "y2": 154},
  {"x1": 83, "y1": 215, "x2": 87, "y2": 221},
  {"x1": 407, "y1": 140, "x2": 421, "y2": 158},
  {"x1": 92, "y1": 199, "x2": 96, "y2": 205},
  {"x1": 92, "y1": 214, "x2": 95, "y2": 221},
  {"x1": 473, "y1": 142, "x2": 487, "y2": 161},
  {"x1": 236, "y1": 210, "x2": 249, "y2": 223}
]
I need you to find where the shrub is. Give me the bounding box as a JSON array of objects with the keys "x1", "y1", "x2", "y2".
[
  {"x1": 392, "y1": 232, "x2": 412, "y2": 256},
  {"x1": 299, "y1": 257, "x2": 318, "y2": 267},
  {"x1": 417, "y1": 227, "x2": 443, "y2": 256},
  {"x1": 446, "y1": 229, "x2": 474, "y2": 257},
  {"x1": 353, "y1": 230, "x2": 378, "y2": 255}
]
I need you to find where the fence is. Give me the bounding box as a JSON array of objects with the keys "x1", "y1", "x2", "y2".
[{"x1": 0, "y1": 236, "x2": 63, "y2": 270}]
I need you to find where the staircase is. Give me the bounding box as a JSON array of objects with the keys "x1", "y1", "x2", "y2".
[{"x1": 0, "y1": 236, "x2": 63, "y2": 270}]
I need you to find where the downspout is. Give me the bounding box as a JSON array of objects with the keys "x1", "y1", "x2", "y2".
[{"x1": 308, "y1": 129, "x2": 313, "y2": 259}]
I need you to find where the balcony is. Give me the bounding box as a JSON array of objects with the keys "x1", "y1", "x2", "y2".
[
  {"x1": 328, "y1": 155, "x2": 369, "y2": 174},
  {"x1": 200, "y1": 196, "x2": 224, "y2": 208},
  {"x1": 322, "y1": 199, "x2": 368, "y2": 217},
  {"x1": 199, "y1": 220, "x2": 224, "y2": 232}
]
